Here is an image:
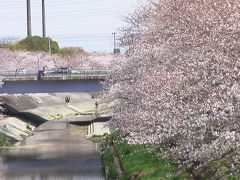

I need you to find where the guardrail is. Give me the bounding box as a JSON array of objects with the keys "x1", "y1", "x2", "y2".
[{"x1": 0, "y1": 69, "x2": 111, "y2": 81}]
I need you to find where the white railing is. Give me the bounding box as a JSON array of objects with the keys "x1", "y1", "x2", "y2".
[{"x1": 0, "y1": 69, "x2": 111, "y2": 81}]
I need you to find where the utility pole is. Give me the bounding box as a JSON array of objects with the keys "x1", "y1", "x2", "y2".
[
  {"x1": 112, "y1": 32, "x2": 117, "y2": 53},
  {"x1": 68, "y1": 56, "x2": 70, "y2": 67},
  {"x1": 42, "y1": 0, "x2": 46, "y2": 37},
  {"x1": 37, "y1": 56, "x2": 40, "y2": 71},
  {"x1": 48, "y1": 37, "x2": 51, "y2": 55},
  {"x1": 26, "y1": 0, "x2": 32, "y2": 37}
]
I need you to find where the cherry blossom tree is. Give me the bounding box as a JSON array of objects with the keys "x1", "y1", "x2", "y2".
[
  {"x1": 104, "y1": 0, "x2": 240, "y2": 178},
  {"x1": 0, "y1": 49, "x2": 112, "y2": 71}
]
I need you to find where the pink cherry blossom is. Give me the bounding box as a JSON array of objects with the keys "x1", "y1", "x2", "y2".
[{"x1": 103, "y1": 0, "x2": 240, "y2": 177}]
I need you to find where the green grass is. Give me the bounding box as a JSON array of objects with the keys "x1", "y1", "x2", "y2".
[
  {"x1": 102, "y1": 141, "x2": 118, "y2": 180},
  {"x1": 116, "y1": 143, "x2": 187, "y2": 180},
  {"x1": 101, "y1": 133, "x2": 239, "y2": 180},
  {"x1": 101, "y1": 132, "x2": 188, "y2": 180},
  {"x1": 20, "y1": 134, "x2": 27, "y2": 140},
  {"x1": 0, "y1": 132, "x2": 9, "y2": 146},
  {"x1": 200, "y1": 158, "x2": 240, "y2": 180},
  {"x1": 0, "y1": 132, "x2": 12, "y2": 154}
]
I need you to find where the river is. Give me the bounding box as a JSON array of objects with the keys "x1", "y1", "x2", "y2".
[
  {"x1": 0, "y1": 121, "x2": 104, "y2": 180},
  {"x1": 0, "y1": 80, "x2": 103, "y2": 94}
]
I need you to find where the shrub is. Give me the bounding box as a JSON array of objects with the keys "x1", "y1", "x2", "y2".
[
  {"x1": 15, "y1": 36, "x2": 60, "y2": 53},
  {"x1": 26, "y1": 124, "x2": 32, "y2": 131},
  {"x1": 0, "y1": 132, "x2": 8, "y2": 146},
  {"x1": 102, "y1": 145, "x2": 118, "y2": 180},
  {"x1": 20, "y1": 134, "x2": 27, "y2": 140},
  {"x1": 59, "y1": 47, "x2": 84, "y2": 57}
]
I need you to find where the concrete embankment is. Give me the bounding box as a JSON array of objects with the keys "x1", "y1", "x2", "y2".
[
  {"x1": 0, "y1": 92, "x2": 111, "y2": 140},
  {"x1": 0, "y1": 117, "x2": 35, "y2": 141}
]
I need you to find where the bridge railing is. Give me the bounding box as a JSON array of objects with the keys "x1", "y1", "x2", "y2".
[
  {"x1": 0, "y1": 69, "x2": 111, "y2": 81},
  {"x1": 0, "y1": 70, "x2": 39, "y2": 80}
]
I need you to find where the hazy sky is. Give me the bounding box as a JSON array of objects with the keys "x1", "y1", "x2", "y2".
[{"x1": 0, "y1": 0, "x2": 142, "y2": 52}]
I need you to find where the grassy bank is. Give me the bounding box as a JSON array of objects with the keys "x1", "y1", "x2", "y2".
[
  {"x1": 101, "y1": 133, "x2": 188, "y2": 180},
  {"x1": 0, "y1": 132, "x2": 13, "y2": 153},
  {"x1": 0, "y1": 132, "x2": 10, "y2": 147},
  {"x1": 101, "y1": 133, "x2": 240, "y2": 180},
  {"x1": 116, "y1": 143, "x2": 188, "y2": 180}
]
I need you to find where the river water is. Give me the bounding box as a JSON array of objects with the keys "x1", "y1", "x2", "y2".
[
  {"x1": 0, "y1": 121, "x2": 104, "y2": 180},
  {"x1": 0, "y1": 80, "x2": 103, "y2": 94}
]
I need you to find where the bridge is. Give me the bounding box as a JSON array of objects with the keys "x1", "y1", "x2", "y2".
[
  {"x1": 0, "y1": 70, "x2": 112, "y2": 137},
  {"x1": 0, "y1": 69, "x2": 111, "y2": 94},
  {"x1": 0, "y1": 69, "x2": 111, "y2": 81}
]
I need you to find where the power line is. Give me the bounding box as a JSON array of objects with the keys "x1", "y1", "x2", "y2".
[
  {"x1": 0, "y1": 0, "x2": 133, "y2": 52},
  {"x1": 51, "y1": 33, "x2": 113, "y2": 36},
  {"x1": 0, "y1": 0, "x2": 110, "y2": 8},
  {"x1": 0, "y1": 11, "x2": 128, "y2": 21},
  {"x1": 0, "y1": 33, "x2": 121, "y2": 38},
  {"x1": 0, "y1": 6, "x2": 132, "y2": 16},
  {"x1": 57, "y1": 39, "x2": 110, "y2": 42}
]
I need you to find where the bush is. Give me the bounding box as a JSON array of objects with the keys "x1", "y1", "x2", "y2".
[
  {"x1": 102, "y1": 133, "x2": 188, "y2": 180},
  {"x1": 26, "y1": 124, "x2": 32, "y2": 131},
  {"x1": 102, "y1": 145, "x2": 118, "y2": 180},
  {"x1": 20, "y1": 134, "x2": 27, "y2": 140},
  {"x1": 6, "y1": 43, "x2": 23, "y2": 51},
  {"x1": 0, "y1": 132, "x2": 8, "y2": 146},
  {"x1": 10, "y1": 36, "x2": 60, "y2": 53},
  {"x1": 59, "y1": 47, "x2": 84, "y2": 57}
]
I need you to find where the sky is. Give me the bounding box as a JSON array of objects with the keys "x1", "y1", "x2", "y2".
[{"x1": 0, "y1": 0, "x2": 142, "y2": 52}]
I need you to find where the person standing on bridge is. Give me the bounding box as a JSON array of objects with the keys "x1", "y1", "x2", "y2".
[{"x1": 42, "y1": 67, "x2": 45, "y2": 77}]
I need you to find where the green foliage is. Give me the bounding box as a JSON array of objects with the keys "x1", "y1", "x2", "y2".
[
  {"x1": 26, "y1": 124, "x2": 32, "y2": 131},
  {"x1": 117, "y1": 143, "x2": 185, "y2": 180},
  {"x1": 19, "y1": 36, "x2": 59, "y2": 53},
  {"x1": 7, "y1": 36, "x2": 60, "y2": 53},
  {"x1": 201, "y1": 158, "x2": 240, "y2": 180},
  {"x1": 20, "y1": 134, "x2": 27, "y2": 140},
  {"x1": 102, "y1": 133, "x2": 189, "y2": 180},
  {"x1": 5, "y1": 43, "x2": 23, "y2": 51},
  {"x1": 102, "y1": 133, "x2": 240, "y2": 180},
  {"x1": 0, "y1": 132, "x2": 8, "y2": 146},
  {"x1": 59, "y1": 47, "x2": 84, "y2": 57},
  {"x1": 102, "y1": 142, "x2": 118, "y2": 180}
]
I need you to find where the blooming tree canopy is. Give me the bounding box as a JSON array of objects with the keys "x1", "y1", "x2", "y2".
[
  {"x1": 104, "y1": 0, "x2": 240, "y2": 177},
  {"x1": 0, "y1": 49, "x2": 112, "y2": 71}
]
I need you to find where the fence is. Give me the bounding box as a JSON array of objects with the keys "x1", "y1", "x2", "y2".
[{"x1": 0, "y1": 69, "x2": 111, "y2": 81}]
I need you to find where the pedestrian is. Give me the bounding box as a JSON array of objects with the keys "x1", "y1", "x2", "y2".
[
  {"x1": 65, "y1": 96, "x2": 70, "y2": 103},
  {"x1": 95, "y1": 101, "x2": 99, "y2": 109},
  {"x1": 42, "y1": 67, "x2": 45, "y2": 77}
]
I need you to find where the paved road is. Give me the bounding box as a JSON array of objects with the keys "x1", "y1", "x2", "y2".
[{"x1": 0, "y1": 121, "x2": 104, "y2": 180}]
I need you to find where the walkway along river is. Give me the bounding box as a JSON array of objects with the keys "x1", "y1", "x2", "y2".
[{"x1": 0, "y1": 120, "x2": 104, "y2": 180}]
